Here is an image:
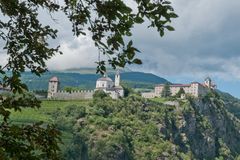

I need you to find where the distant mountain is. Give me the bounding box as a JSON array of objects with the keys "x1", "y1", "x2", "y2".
[
  {"x1": 22, "y1": 71, "x2": 169, "y2": 91},
  {"x1": 63, "y1": 67, "x2": 131, "y2": 74}
]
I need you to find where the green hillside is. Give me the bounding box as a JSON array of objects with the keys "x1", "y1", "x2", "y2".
[
  {"x1": 9, "y1": 93, "x2": 240, "y2": 159},
  {"x1": 63, "y1": 67, "x2": 131, "y2": 74},
  {"x1": 218, "y1": 90, "x2": 240, "y2": 118},
  {"x1": 21, "y1": 71, "x2": 168, "y2": 91}
]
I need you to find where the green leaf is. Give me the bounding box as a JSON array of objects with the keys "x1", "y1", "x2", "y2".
[
  {"x1": 165, "y1": 25, "x2": 175, "y2": 31},
  {"x1": 135, "y1": 17, "x2": 144, "y2": 24},
  {"x1": 132, "y1": 58, "x2": 142, "y2": 64},
  {"x1": 160, "y1": 29, "x2": 164, "y2": 37},
  {"x1": 169, "y1": 12, "x2": 178, "y2": 18}
]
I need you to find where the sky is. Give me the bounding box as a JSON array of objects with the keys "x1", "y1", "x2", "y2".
[{"x1": 0, "y1": 0, "x2": 240, "y2": 98}]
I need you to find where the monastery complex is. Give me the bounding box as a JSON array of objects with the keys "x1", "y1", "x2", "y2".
[
  {"x1": 47, "y1": 71, "x2": 124, "y2": 100},
  {"x1": 1, "y1": 71, "x2": 216, "y2": 100},
  {"x1": 142, "y1": 77, "x2": 216, "y2": 99}
]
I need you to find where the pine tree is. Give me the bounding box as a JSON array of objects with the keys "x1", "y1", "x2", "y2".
[{"x1": 161, "y1": 84, "x2": 171, "y2": 97}]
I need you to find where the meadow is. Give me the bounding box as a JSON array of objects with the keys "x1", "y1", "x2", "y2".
[
  {"x1": 10, "y1": 100, "x2": 90, "y2": 123},
  {"x1": 9, "y1": 100, "x2": 91, "y2": 146}
]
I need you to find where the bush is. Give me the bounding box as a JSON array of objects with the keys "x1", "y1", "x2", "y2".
[{"x1": 93, "y1": 90, "x2": 109, "y2": 99}]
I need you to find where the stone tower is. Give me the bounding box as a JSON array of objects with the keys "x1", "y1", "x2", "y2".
[
  {"x1": 47, "y1": 76, "x2": 59, "y2": 99},
  {"x1": 115, "y1": 70, "x2": 120, "y2": 87},
  {"x1": 204, "y1": 77, "x2": 212, "y2": 88}
]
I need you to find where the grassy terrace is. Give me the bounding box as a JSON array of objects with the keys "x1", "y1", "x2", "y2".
[
  {"x1": 10, "y1": 100, "x2": 90, "y2": 123},
  {"x1": 9, "y1": 100, "x2": 91, "y2": 146},
  {"x1": 150, "y1": 97, "x2": 167, "y2": 103}
]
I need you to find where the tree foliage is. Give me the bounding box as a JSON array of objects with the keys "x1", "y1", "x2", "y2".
[
  {"x1": 0, "y1": 0, "x2": 177, "y2": 158},
  {"x1": 161, "y1": 83, "x2": 171, "y2": 97},
  {"x1": 176, "y1": 87, "x2": 185, "y2": 98},
  {"x1": 93, "y1": 90, "x2": 109, "y2": 99},
  {"x1": 55, "y1": 95, "x2": 240, "y2": 159},
  {"x1": 60, "y1": 95, "x2": 191, "y2": 159}
]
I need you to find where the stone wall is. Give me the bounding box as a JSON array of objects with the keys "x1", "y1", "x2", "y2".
[
  {"x1": 141, "y1": 92, "x2": 156, "y2": 99},
  {"x1": 51, "y1": 90, "x2": 94, "y2": 100}
]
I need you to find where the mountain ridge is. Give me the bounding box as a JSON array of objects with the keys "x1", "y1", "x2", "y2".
[{"x1": 21, "y1": 71, "x2": 169, "y2": 91}]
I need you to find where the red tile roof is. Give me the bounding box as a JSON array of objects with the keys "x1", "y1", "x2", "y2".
[
  {"x1": 156, "y1": 82, "x2": 207, "y2": 88},
  {"x1": 156, "y1": 84, "x2": 191, "y2": 87}
]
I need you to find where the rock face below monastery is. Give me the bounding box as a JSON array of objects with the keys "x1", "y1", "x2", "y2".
[{"x1": 161, "y1": 94, "x2": 240, "y2": 159}]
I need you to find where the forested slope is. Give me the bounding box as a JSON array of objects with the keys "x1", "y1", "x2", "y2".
[{"x1": 15, "y1": 92, "x2": 238, "y2": 159}]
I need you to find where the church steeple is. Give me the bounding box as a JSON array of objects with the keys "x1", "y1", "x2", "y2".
[
  {"x1": 204, "y1": 77, "x2": 212, "y2": 88},
  {"x1": 115, "y1": 70, "x2": 120, "y2": 87}
]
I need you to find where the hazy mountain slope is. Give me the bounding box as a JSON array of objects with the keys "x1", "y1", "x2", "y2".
[
  {"x1": 217, "y1": 90, "x2": 240, "y2": 118},
  {"x1": 63, "y1": 67, "x2": 131, "y2": 74},
  {"x1": 21, "y1": 71, "x2": 169, "y2": 90}
]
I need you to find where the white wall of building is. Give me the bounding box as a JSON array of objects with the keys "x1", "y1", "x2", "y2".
[
  {"x1": 147, "y1": 79, "x2": 213, "y2": 99},
  {"x1": 142, "y1": 92, "x2": 155, "y2": 98},
  {"x1": 96, "y1": 80, "x2": 114, "y2": 89}
]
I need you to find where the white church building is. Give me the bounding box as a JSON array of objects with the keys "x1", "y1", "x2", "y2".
[
  {"x1": 95, "y1": 71, "x2": 124, "y2": 99},
  {"x1": 47, "y1": 71, "x2": 124, "y2": 100}
]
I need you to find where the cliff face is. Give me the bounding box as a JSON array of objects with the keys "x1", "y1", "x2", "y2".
[
  {"x1": 194, "y1": 98, "x2": 240, "y2": 155},
  {"x1": 160, "y1": 95, "x2": 240, "y2": 159}
]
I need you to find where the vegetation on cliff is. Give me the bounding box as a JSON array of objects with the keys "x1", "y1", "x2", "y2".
[{"x1": 10, "y1": 91, "x2": 240, "y2": 159}]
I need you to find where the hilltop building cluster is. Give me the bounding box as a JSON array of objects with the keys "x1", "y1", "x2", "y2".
[
  {"x1": 142, "y1": 77, "x2": 216, "y2": 99},
  {"x1": 47, "y1": 71, "x2": 124, "y2": 100}
]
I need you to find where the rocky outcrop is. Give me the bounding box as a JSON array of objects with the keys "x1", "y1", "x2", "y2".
[{"x1": 159, "y1": 96, "x2": 240, "y2": 159}]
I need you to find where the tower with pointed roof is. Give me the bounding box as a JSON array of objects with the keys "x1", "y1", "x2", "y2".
[{"x1": 47, "y1": 76, "x2": 59, "y2": 99}]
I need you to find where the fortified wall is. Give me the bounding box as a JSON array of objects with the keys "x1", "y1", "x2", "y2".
[
  {"x1": 50, "y1": 90, "x2": 94, "y2": 100},
  {"x1": 47, "y1": 76, "x2": 94, "y2": 100}
]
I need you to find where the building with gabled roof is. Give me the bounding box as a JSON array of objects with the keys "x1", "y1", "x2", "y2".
[
  {"x1": 142, "y1": 77, "x2": 216, "y2": 99},
  {"x1": 95, "y1": 71, "x2": 124, "y2": 99}
]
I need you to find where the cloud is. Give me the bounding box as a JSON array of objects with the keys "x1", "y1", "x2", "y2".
[
  {"x1": 129, "y1": 0, "x2": 240, "y2": 81},
  {"x1": 1, "y1": 0, "x2": 240, "y2": 82},
  {"x1": 47, "y1": 36, "x2": 99, "y2": 70},
  {"x1": 0, "y1": 52, "x2": 8, "y2": 67}
]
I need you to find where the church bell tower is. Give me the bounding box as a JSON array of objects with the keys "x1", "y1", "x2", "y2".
[{"x1": 115, "y1": 70, "x2": 120, "y2": 87}]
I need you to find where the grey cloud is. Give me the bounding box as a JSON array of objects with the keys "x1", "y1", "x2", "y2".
[
  {"x1": 1, "y1": 0, "x2": 240, "y2": 82},
  {"x1": 129, "y1": 0, "x2": 240, "y2": 80}
]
